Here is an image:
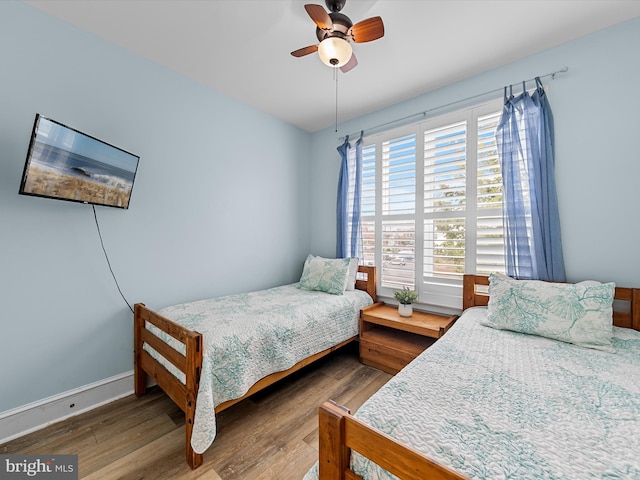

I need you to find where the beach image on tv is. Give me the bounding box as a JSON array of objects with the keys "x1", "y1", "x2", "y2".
[{"x1": 22, "y1": 117, "x2": 139, "y2": 208}]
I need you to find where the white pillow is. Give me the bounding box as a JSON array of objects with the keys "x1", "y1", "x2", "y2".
[
  {"x1": 481, "y1": 273, "x2": 615, "y2": 352},
  {"x1": 298, "y1": 255, "x2": 351, "y2": 295},
  {"x1": 345, "y1": 257, "x2": 359, "y2": 291}
]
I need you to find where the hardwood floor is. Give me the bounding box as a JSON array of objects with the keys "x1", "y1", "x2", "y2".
[{"x1": 0, "y1": 343, "x2": 392, "y2": 480}]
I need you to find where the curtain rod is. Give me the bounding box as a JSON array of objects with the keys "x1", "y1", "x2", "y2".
[{"x1": 338, "y1": 66, "x2": 569, "y2": 142}]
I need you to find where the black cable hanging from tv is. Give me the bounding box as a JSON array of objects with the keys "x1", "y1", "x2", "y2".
[{"x1": 92, "y1": 205, "x2": 134, "y2": 313}]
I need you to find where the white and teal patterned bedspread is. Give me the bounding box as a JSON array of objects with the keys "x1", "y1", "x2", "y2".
[
  {"x1": 304, "y1": 306, "x2": 640, "y2": 480},
  {"x1": 145, "y1": 283, "x2": 372, "y2": 454}
]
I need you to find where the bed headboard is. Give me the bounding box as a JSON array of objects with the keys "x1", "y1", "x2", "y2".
[
  {"x1": 462, "y1": 274, "x2": 640, "y2": 331},
  {"x1": 356, "y1": 265, "x2": 377, "y2": 301}
]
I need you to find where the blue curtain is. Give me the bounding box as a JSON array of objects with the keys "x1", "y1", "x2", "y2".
[
  {"x1": 336, "y1": 132, "x2": 363, "y2": 259},
  {"x1": 496, "y1": 78, "x2": 566, "y2": 281}
]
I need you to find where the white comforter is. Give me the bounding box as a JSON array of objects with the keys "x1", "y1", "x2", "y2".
[
  {"x1": 304, "y1": 306, "x2": 640, "y2": 479},
  {"x1": 146, "y1": 283, "x2": 372, "y2": 454}
]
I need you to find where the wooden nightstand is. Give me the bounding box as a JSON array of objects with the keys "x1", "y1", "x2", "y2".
[{"x1": 359, "y1": 302, "x2": 457, "y2": 375}]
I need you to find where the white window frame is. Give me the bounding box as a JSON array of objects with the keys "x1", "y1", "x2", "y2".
[{"x1": 361, "y1": 98, "x2": 504, "y2": 310}]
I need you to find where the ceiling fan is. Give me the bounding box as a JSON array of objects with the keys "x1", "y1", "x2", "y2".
[{"x1": 291, "y1": 0, "x2": 385, "y2": 73}]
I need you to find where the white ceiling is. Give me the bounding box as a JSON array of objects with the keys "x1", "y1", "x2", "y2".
[{"x1": 24, "y1": 0, "x2": 640, "y2": 132}]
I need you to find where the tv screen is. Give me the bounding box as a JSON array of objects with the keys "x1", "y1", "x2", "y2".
[{"x1": 19, "y1": 114, "x2": 140, "y2": 209}]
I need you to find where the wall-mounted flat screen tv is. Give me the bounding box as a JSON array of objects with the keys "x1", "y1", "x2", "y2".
[{"x1": 19, "y1": 114, "x2": 140, "y2": 209}]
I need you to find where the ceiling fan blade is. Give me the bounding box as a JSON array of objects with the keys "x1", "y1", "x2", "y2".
[
  {"x1": 340, "y1": 53, "x2": 358, "y2": 73},
  {"x1": 291, "y1": 44, "x2": 319, "y2": 57},
  {"x1": 304, "y1": 4, "x2": 333, "y2": 30},
  {"x1": 351, "y1": 16, "x2": 384, "y2": 43}
]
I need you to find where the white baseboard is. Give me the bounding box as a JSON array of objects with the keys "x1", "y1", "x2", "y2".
[{"x1": 0, "y1": 371, "x2": 136, "y2": 444}]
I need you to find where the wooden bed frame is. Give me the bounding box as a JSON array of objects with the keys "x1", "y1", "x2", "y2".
[
  {"x1": 133, "y1": 265, "x2": 377, "y2": 469},
  {"x1": 317, "y1": 274, "x2": 640, "y2": 480}
]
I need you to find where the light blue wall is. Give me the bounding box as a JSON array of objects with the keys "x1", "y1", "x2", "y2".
[
  {"x1": 310, "y1": 17, "x2": 640, "y2": 289},
  {"x1": 2, "y1": 2, "x2": 638, "y2": 416},
  {"x1": 0, "y1": 2, "x2": 311, "y2": 413}
]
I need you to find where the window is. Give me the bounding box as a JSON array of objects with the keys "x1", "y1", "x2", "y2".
[{"x1": 357, "y1": 100, "x2": 505, "y2": 308}]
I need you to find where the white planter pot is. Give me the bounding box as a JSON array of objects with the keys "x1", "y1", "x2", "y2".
[{"x1": 398, "y1": 304, "x2": 413, "y2": 317}]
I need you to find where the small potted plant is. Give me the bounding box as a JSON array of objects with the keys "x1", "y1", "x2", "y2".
[{"x1": 394, "y1": 286, "x2": 418, "y2": 317}]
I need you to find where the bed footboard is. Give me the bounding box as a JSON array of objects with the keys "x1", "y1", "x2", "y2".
[
  {"x1": 133, "y1": 265, "x2": 378, "y2": 469},
  {"x1": 133, "y1": 303, "x2": 203, "y2": 469},
  {"x1": 318, "y1": 401, "x2": 467, "y2": 480}
]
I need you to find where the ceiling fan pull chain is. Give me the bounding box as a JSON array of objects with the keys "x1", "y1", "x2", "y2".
[{"x1": 335, "y1": 68, "x2": 339, "y2": 133}]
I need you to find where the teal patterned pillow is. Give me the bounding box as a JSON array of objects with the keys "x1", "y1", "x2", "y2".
[
  {"x1": 298, "y1": 255, "x2": 351, "y2": 295},
  {"x1": 482, "y1": 273, "x2": 615, "y2": 351}
]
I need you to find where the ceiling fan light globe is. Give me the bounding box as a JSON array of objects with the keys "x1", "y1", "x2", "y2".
[{"x1": 317, "y1": 37, "x2": 352, "y2": 68}]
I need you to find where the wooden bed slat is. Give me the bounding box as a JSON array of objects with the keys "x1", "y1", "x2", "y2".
[
  {"x1": 139, "y1": 349, "x2": 188, "y2": 412},
  {"x1": 140, "y1": 328, "x2": 187, "y2": 373},
  {"x1": 137, "y1": 304, "x2": 197, "y2": 344},
  {"x1": 614, "y1": 286, "x2": 633, "y2": 301}
]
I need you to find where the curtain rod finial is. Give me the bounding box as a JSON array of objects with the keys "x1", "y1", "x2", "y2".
[{"x1": 553, "y1": 66, "x2": 569, "y2": 79}]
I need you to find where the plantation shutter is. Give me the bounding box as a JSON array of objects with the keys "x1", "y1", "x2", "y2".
[
  {"x1": 381, "y1": 134, "x2": 416, "y2": 290},
  {"x1": 356, "y1": 98, "x2": 504, "y2": 308},
  {"x1": 360, "y1": 143, "x2": 376, "y2": 267},
  {"x1": 476, "y1": 111, "x2": 505, "y2": 275},
  {"x1": 423, "y1": 120, "x2": 467, "y2": 281}
]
